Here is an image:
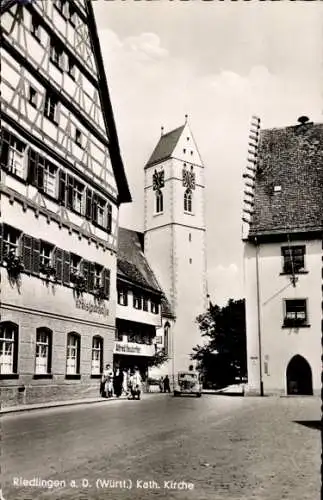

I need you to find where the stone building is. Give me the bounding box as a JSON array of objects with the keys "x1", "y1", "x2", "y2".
[
  {"x1": 0, "y1": 0, "x2": 131, "y2": 407},
  {"x1": 144, "y1": 119, "x2": 208, "y2": 376},
  {"x1": 242, "y1": 116, "x2": 322, "y2": 396}
]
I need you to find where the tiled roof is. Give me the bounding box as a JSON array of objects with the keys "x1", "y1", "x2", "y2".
[
  {"x1": 161, "y1": 294, "x2": 175, "y2": 319},
  {"x1": 117, "y1": 227, "x2": 161, "y2": 294},
  {"x1": 146, "y1": 125, "x2": 185, "y2": 167},
  {"x1": 249, "y1": 122, "x2": 323, "y2": 237}
]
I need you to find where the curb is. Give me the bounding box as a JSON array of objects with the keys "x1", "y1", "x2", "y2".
[
  {"x1": 0, "y1": 392, "x2": 162, "y2": 416},
  {"x1": 0, "y1": 397, "x2": 127, "y2": 416}
]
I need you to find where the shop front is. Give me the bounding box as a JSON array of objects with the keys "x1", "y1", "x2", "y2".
[{"x1": 113, "y1": 340, "x2": 156, "y2": 391}]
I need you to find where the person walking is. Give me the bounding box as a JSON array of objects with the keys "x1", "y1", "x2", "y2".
[{"x1": 128, "y1": 368, "x2": 142, "y2": 400}]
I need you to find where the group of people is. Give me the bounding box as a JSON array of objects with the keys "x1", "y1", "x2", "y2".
[
  {"x1": 159, "y1": 375, "x2": 171, "y2": 393},
  {"x1": 100, "y1": 364, "x2": 142, "y2": 400}
]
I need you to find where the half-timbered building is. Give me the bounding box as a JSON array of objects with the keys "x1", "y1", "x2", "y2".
[{"x1": 0, "y1": 0, "x2": 131, "y2": 407}]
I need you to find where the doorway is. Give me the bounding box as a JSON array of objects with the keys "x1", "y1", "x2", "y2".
[{"x1": 286, "y1": 355, "x2": 313, "y2": 395}]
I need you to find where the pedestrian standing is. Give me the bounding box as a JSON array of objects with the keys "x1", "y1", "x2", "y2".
[
  {"x1": 159, "y1": 377, "x2": 164, "y2": 393},
  {"x1": 163, "y1": 375, "x2": 171, "y2": 393},
  {"x1": 102, "y1": 363, "x2": 113, "y2": 398}
]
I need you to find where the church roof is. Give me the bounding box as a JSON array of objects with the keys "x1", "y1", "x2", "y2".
[
  {"x1": 146, "y1": 125, "x2": 185, "y2": 168},
  {"x1": 248, "y1": 121, "x2": 323, "y2": 238},
  {"x1": 117, "y1": 227, "x2": 161, "y2": 294}
]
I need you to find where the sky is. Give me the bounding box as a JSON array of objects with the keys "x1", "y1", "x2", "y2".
[{"x1": 93, "y1": 0, "x2": 322, "y2": 307}]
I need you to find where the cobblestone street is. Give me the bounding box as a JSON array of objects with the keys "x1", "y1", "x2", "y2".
[{"x1": 1, "y1": 394, "x2": 320, "y2": 500}]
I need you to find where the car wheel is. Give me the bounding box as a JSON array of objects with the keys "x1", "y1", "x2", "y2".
[{"x1": 196, "y1": 393, "x2": 201, "y2": 398}]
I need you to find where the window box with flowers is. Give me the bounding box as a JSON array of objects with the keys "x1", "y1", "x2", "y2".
[
  {"x1": 3, "y1": 250, "x2": 25, "y2": 281},
  {"x1": 70, "y1": 271, "x2": 86, "y2": 296},
  {"x1": 39, "y1": 263, "x2": 56, "y2": 279},
  {"x1": 94, "y1": 286, "x2": 106, "y2": 302}
]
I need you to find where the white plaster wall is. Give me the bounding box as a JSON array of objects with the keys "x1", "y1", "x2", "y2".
[{"x1": 244, "y1": 238, "x2": 321, "y2": 395}]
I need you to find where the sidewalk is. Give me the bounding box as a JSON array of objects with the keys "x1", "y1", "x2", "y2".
[{"x1": 0, "y1": 394, "x2": 140, "y2": 416}]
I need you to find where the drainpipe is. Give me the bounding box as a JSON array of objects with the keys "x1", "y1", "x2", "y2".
[{"x1": 255, "y1": 237, "x2": 264, "y2": 396}]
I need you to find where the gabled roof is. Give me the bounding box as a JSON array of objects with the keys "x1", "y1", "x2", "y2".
[
  {"x1": 161, "y1": 294, "x2": 175, "y2": 319},
  {"x1": 249, "y1": 121, "x2": 323, "y2": 238},
  {"x1": 84, "y1": 1, "x2": 131, "y2": 204},
  {"x1": 117, "y1": 227, "x2": 162, "y2": 294},
  {"x1": 145, "y1": 125, "x2": 185, "y2": 168}
]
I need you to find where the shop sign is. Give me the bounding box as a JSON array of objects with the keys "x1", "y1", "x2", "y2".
[
  {"x1": 75, "y1": 298, "x2": 109, "y2": 317},
  {"x1": 114, "y1": 342, "x2": 154, "y2": 357}
]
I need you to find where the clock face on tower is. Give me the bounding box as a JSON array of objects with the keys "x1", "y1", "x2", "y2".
[
  {"x1": 152, "y1": 169, "x2": 165, "y2": 191},
  {"x1": 182, "y1": 166, "x2": 196, "y2": 190}
]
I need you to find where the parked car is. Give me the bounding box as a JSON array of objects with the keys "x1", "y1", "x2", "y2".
[{"x1": 173, "y1": 370, "x2": 202, "y2": 397}]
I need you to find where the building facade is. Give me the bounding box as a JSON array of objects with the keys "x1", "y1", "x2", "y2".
[
  {"x1": 242, "y1": 117, "x2": 322, "y2": 396},
  {"x1": 144, "y1": 120, "x2": 207, "y2": 376},
  {"x1": 115, "y1": 227, "x2": 164, "y2": 384},
  {"x1": 0, "y1": 0, "x2": 131, "y2": 407}
]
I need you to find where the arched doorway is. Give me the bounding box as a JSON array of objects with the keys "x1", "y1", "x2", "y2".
[{"x1": 286, "y1": 355, "x2": 313, "y2": 395}]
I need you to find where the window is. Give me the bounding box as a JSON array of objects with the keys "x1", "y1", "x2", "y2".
[
  {"x1": 28, "y1": 151, "x2": 57, "y2": 197},
  {"x1": 70, "y1": 254, "x2": 81, "y2": 280},
  {"x1": 66, "y1": 333, "x2": 80, "y2": 375},
  {"x1": 94, "y1": 264, "x2": 103, "y2": 289},
  {"x1": 143, "y1": 296, "x2": 149, "y2": 312},
  {"x1": 189, "y1": 258, "x2": 192, "y2": 264},
  {"x1": 31, "y1": 16, "x2": 40, "y2": 41},
  {"x1": 117, "y1": 288, "x2": 128, "y2": 306},
  {"x1": 183, "y1": 149, "x2": 186, "y2": 154},
  {"x1": 284, "y1": 299, "x2": 307, "y2": 327},
  {"x1": 75, "y1": 129, "x2": 82, "y2": 147},
  {"x1": 67, "y1": 176, "x2": 84, "y2": 214},
  {"x1": 91, "y1": 336, "x2": 103, "y2": 376},
  {"x1": 29, "y1": 86, "x2": 37, "y2": 108},
  {"x1": 164, "y1": 323, "x2": 170, "y2": 356},
  {"x1": 68, "y1": 57, "x2": 76, "y2": 79},
  {"x1": 69, "y1": 4, "x2": 77, "y2": 26},
  {"x1": 35, "y1": 328, "x2": 52, "y2": 375},
  {"x1": 50, "y1": 39, "x2": 64, "y2": 70},
  {"x1": 0, "y1": 130, "x2": 25, "y2": 178},
  {"x1": 184, "y1": 189, "x2": 192, "y2": 212},
  {"x1": 0, "y1": 322, "x2": 18, "y2": 375},
  {"x1": 54, "y1": 0, "x2": 68, "y2": 17},
  {"x1": 151, "y1": 301, "x2": 159, "y2": 314},
  {"x1": 155, "y1": 190, "x2": 163, "y2": 213},
  {"x1": 282, "y1": 246, "x2": 305, "y2": 274},
  {"x1": 133, "y1": 294, "x2": 142, "y2": 310},
  {"x1": 40, "y1": 241, "x2": 53, "y2": 270},
  {"x1": 91, "y1": 195, "x2": 106, "y2": 227},
  {"x1": 189, "y1": 233, "x2": 192, "y2": 242},
  {"x1": 3, "y1": 225, "x2": 21, "y2": 259},
  {"x1": 44, "y1": 91, "x2": 58, "y2": 123}
]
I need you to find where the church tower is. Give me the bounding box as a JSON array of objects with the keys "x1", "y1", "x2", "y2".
[{"x1": 144, "y1": 118, "x2": 207, "y2": 374}]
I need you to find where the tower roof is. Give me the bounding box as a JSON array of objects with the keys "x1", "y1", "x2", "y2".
[
  {"x1": 248, "y1": 121, "x2": 323, "y2": 238},
  {"x1": 146, "y1": 124, "x2": 185, "y2": 168}
]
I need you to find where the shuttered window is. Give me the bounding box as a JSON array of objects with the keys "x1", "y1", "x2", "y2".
[
  {"x1": 0, "y1": 224, "x2": 3, "y2": 264},
  {"x1": 62, "y1": 251, "x2": 71, "y2": 285},
  {"x1": 58, "y1": 170, "x2": 66, "y2": 205},
  {"x1": 54, "y1": 248, "x2": 63, "y2": 282},
  {"x1": 103, "y1": 268, "x2": 110, "y2": 299},
  {"x1": 106, "y1": 203, "x2": 112, "y2": 234},
  {"x1": 88, "y1": 262, "x2": 95, "y2": 293},
  {"x1": 81, "y1": 260, "x2": 89, "y2": 293},
  {"x1": 21, "y1": 234, "x2": 33, "y2": 273},
  {"x1": 85, "y1": 188, "x2": 93, "y2": 219},
  {"x1": 32, "y1": 239, "x2": 41, "y2": 274}
]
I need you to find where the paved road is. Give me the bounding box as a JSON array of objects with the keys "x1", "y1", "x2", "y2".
[{"x1": 1, "y1": 394, "x2": 321, "y2": 500}]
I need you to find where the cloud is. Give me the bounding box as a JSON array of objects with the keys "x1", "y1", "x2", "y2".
[{"x1": 124, "y1": 33, "x2": 168, "y2": 62}]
